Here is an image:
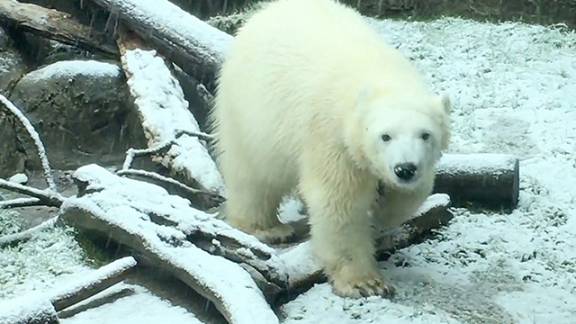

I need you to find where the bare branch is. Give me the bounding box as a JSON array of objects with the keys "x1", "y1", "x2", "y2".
[
  {"x1": 117, "y1": 169, "x2": 224, "y2": 210},
  {"x1": 0, "y1": 179, "x2": 63, "y2": 207},
  {"x1": 122, "y1": 130, "x2": 214, "y2": 170},
  {"x1": 0, "y1": 217, "x2": 58, "y2": 248},
  {"x1": 0, "y1": 197, "x2": 42, "y2": 209},
  {"x1": 175, "y1": 129, "x2": 215, "y2": 143},
  {"x1": 0, "y1": 95, "x2": 57, "y2": 191}
]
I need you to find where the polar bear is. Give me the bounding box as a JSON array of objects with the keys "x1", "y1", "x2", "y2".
[{"x1": 211, "y1": 0, "x2": 451, "y2": 298}]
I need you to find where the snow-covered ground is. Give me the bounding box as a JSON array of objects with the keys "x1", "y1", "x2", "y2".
[
  {"x1": 1, "y1": 16, "x2": 576, "y2": 324},
  {"x1": 281, "y1": 18, "x2": 576, "y2": 324}
]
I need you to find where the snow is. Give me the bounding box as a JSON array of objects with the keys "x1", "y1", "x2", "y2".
[
  {"x1": 122, "y1": 48, "x2": 224, "y2": 194},
  {"x1": 23, "y1": 60, "x2": 120, "y2": 82},
  {"x1": 0, "y1": 210, "x2": 87, "y2": 300},
  {"x1": 0, "y1": 295, "x2": 57, "y2": 324},
  {"x1": 61, "y1": 284, "x2": 204, "y2": 324},
  {"x1": 7, "y1": 173, "x2": 28, "y2": 185},
  {"x1": 279, "y1": 17, "x2": 576, "y2": 323},
  {"x1": 437, "y1": 153, "x2": 517, "y2": 176},
  {"x1": 414, "y1": 193, "x2": 450, "y2": 217}
]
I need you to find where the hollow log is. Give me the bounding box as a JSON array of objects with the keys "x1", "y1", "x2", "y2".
[{"x1": 434, "y1": 153, "x2": 519, "y2": 210}]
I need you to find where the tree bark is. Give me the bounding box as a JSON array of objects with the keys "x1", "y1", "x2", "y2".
[
  {"x1": 0, "y1": 0, "x2": 117, "y2": 56},
  {"x1": 91, "y1": 0, "x2": 232, "y2": 88}
]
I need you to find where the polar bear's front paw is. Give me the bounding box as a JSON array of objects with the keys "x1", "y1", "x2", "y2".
[
  {"x1": 248, "y1": 223, "x2": 296, "y2": 244},
  {"x1": 331, "y1": 272, "x2": 395, "y2": 298}
]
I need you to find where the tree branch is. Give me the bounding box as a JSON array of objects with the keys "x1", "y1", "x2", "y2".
[
  {"x1": 0, "y1": 197, "x2": 42, "y2": 209},
  {"x1": 0, "y1": 217, "x2": 58, "y2": 248},
  {"x1": 0, "y1": 95, "x2": 57, "y2": 191},
  {"x1": 0, "y1": 179, "x2": 63, "y2": 208}
]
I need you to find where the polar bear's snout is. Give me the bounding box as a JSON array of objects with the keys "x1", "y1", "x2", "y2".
[{"x1": 394, "y1": 162, "x2": 417, "y2": 181}]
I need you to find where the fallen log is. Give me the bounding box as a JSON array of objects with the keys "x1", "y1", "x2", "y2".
[
  {"x1": 0, "y1": 257, "x2": 136, "y2": 324},
  {"x1": 91, "y1": 0, "x2": 232, "y2": 87},
  {"x1": 0, "y1": 0, "x2": 117, "y2": 56},
  {"x1": 278, "y1": 194, "x2": 453, "y2": 297},
  {"x1": 49, "y1": 256, "x2": 137, "y2": 311},
  {"x1": 434, "y1": 153, "x2": 519, "y2": 209},
  {"x1": 116, "y1": 28, "x2": 224, "y2": 194},
  {"x1": 60, "y1": 164, "x2": 280, "y2": 324}
]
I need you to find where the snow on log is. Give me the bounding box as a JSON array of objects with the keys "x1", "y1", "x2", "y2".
[
  {"x1": 0, "y1": 179, "x2": 63, "y2": 208},
  {"x1": 91, "y1": 0, "x2": 232, "y2": 86},
  {"x1": 435, "y1": 153, "x2": 520, "y2": 209},
  {"x1": 0, "y1": 257, "x2": 136, "y2": 324},
  {"x1": 0, "y1": 0, "x2": 117, "y2": 56},
  {"x1": 116, "y1": 30, "x2": 224, "y2": 194},
  {"x1": 279, "y1": 194, "x2": 453, "y2": 295},
  {"x1": 48, "y1": 256, "x2": 137, "y2": 311},
  {"x1": 60, "y1": 164, "x2": 279, "y2": 324}
]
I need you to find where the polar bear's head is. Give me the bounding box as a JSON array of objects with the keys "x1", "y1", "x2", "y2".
[{"x1": 346, "y1": 92, "x2": 451, "y2": 191}]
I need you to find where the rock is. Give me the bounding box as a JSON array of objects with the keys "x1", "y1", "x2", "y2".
[
  {"x1": 8, "y1": 173, "x2": 28, "y2": 185},
  {"x1": 6, "y1": 60, "x2": 145, "y2": 172},
  {"x1": 0, "y1": 27, "x2": 27, "y2": 94}
]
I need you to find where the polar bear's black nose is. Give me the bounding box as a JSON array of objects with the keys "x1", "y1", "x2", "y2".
[{"x1": 394, "y1": 163, "x2": 417, "y2": 181}]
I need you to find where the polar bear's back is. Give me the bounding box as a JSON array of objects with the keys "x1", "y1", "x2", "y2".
[{"x1": 213, "y1": 0, "x2": 421, "y2": 175}]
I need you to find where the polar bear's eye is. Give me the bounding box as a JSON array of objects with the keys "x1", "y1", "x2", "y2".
[
  {"x1": 381, "y1": 134, "x2": 391, "y2": 142},
  {"x1": 421, "y1": 132, "x2": 431, "y2": 141}
]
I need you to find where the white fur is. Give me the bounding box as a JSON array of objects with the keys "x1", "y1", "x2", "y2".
[{"x1": 211, "y1": 0, "x2": 450, "y2": 298}]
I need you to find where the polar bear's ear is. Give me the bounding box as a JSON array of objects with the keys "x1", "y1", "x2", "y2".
[{"x1": 434, "y1": 94, "x2": 451, "y2": 151}]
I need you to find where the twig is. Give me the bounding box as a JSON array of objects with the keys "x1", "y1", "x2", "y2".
[
  {"x1": 175, "y1": 129, "x2": 215, "y2": 142},
  {"x1": 0, "y1": 217, "x2": 58, "y2": 247},
  {"x1": 122, "y1": 141, "x2": 174, "y2": 170},
  {"x1": 0, "y1": 179, "x2": 63, "y2": 207},
  {"x1": 0, "y1": 95, "x2": 57, "y2": 191},
  {"x1": 117, "y1": 169, "x2": 224, "y2": 210},
  {"x1": 122, "y1": 130, "x2": 215, "y2": 170},
  {"x1": 0, "y1": 197, "x2": 42, "y2": 209}
]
